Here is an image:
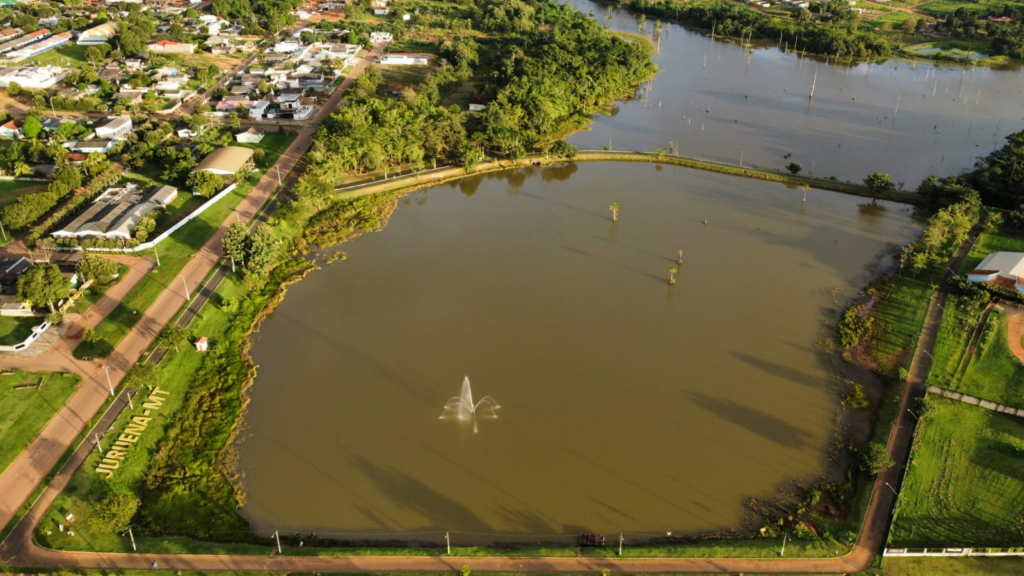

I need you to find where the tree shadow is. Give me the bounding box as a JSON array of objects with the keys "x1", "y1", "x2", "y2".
[{"x1": 681, "y1": 390, "x2": 814, "y2": 450}]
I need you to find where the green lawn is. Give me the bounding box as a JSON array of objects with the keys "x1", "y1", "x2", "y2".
[
  {"x1": 235, "y1": 130, "x2": 296, "y2": 169},
  {"x1": 0, "y1": 370, "x2": 81, "y2": 475},
  {"x1": 67, "y1": 264, "x2": 130, "y2": 316},
  {"x1": 954, "y1": 312, "x2": 1024, "y2": 407},
  {"x1": 25, "y1": 43, "x2": 92, "y2": 69},
  {"x1": 0, "y1": 315, "x2": 43, "y2": 346},
  {"x1": 867, "y1": 274, "x2": 936, "y2": 379},
  {"x1": 0, "y1": 179, "x2": 46, "y2": 206},
  {"x1": 926, "y1": 298, "x2": 981, "y2": 387},
  {"x1": 960, "y1": 229, "x2": 1024, "y2": 273},
  {"x1": 889, "y1": 398, "x2": 1024, "y2": 547},
  {"x1": 381, "y1": 64, "x2": 434, "y2": 91},
  {"x1": 882, "y1": 556, "x2": 1024, "y2": 575}
]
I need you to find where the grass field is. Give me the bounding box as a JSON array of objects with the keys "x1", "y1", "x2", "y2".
[
  {"x1": 72, "y1": 132, "x2": 295, "y2": 359},
  {"x1": 0, "y1": 315, "x2": 43, "y2": 346},
  {"x1": 916, "y1": 0, "x2": 1024, "y2": 16},
  {"x1": 881, "y1": 556, "x2": 1024, "y2": 575},
  {"x1": 926, "y1": 297, "x2": 980, "y2": 386},
  {"x1": 867, "y1": 274, "x2": 936, "y2": 379},
  {"x1": 0, "y1": 179, "x2": 46, "y2": 205},
  {"x1": 954, "y1": 311, "x2": 1024, "y2": 407},
  {"x1": 889, "y1": 398, "x2": 1024, "y2": 547},
  {"x1": 0, "y1": 370, "x2": 81, "y2": 475},
  {"x1": 961, "y1": 229, "x2": 1024, "y2": 273},
  {"x1": 25, "y1": 43, "x2": 91, "y2": 69}
]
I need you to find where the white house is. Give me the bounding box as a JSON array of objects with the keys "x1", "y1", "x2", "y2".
[
  {"x1": 0, "y1": 66, "x2": 68, "y2": 89},
  {"x1": 967, "y1": 252, "x2": 1024, "y2": 293},
  {"x1": 94, "y1": 115, "x2": 133, "y2": 140},
  {"x1": 234, "y1": 127, "x2": 264, "y2": 143},
  {"x1": 378, "y1": 53, "x2": 430, "y2": 65},
  {"x1": 370, "y1": 31, "x2": 392, "y2": 44},
  {"x1": 273, "y1": 41, "x2": 301, "y2": 53}
]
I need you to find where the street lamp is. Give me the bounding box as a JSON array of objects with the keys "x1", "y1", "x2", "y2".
[
  {"x1": 907, "y1": 408, "x2": 919, "y2": 420},
  {"x1": 885, "y1": 482, "x2": 898, "y2": 496}
]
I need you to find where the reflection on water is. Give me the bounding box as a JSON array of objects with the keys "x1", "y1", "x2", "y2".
[
  {"x1": 565, "y1": 0, "x2": 1024, "y2": 185},
  {"x1": 238, "y1": 163, "x2": 919, "y2": 541}
]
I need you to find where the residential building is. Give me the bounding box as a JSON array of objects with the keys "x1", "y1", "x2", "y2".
[
  {"x1": 77, "y1": 22, "x2": 118, "y2": 45},
  {"x1": 94, "y1": 115, "x2": 133, "y2": 140},
  {"x1": 377, "y1": 53, "x2": 430, "y2": 65},
  {"x1": 273, "y1": 41, "x2": 301, "y2": 53},
  {"x1": 235, "y1": 127, "x2": 264, "y2": 143},
  {"x1": 5, "y1": 32, "x2": 73, "y2": 63},
  {"x1": 967, "y1": 252, "x2": 1024, "y2": 293},
  {"x1": 370, "y1": 31, "x2": 392, "y2": 44},
  {"x1": 194, "y1": 146, "x2": 254, "y2": 175},
  {"x1": 147, "y1": 40, "x2": 195, "y2": 54},
  {"x1": 0, "y1": 118, "x2": 23, "y2": 138},
  {"x1": 65, "y1": 139, "x2": 114, "y2": 154},
  {"x1": 0, "y1": 29, "x2": 50, "y2": 56},
  {"x1": 150, "y1": 185, "x2": 178, "y2": 206},
  {"x1": 0, "y1": 66, "x2": 69, "y2": 89},
  {"x1": 51, "y1": 183, "x2": 165, "y2": 240}
]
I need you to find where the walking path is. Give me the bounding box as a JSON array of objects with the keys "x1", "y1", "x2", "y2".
[{"x1": 926, "y1": 385, "x2": 1024, "y2": 418}]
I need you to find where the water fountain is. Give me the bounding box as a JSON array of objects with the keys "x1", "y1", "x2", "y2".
[{"x1": 439, "y1": 377, "x2": 500, "y2": 433}]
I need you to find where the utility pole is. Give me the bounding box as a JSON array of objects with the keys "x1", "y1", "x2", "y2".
[
  {"x1": 809, "y1": 68, "x2": 818, "y2": 100},
  {"x1": 739, "y1": 151, "x2": 744, "y2": 167},
  {"x1": 445, "y1": 531, "x2": 450, "y2": 555},
  {"x1": 619, "y1": 533, "x2": 623, "y2": 556},
  {"x1": 181, "y1": 275, "x2": 191, "y2": 301},
  {"x1": 273, "y1": 530, "x2": 282, "y2": 554},
  {"x1": 154, "y1": 245, "x2": 160, "y2": 267},
  {"x1": 127, "y1": 390, "x2": 133, "y2": 410},
  {"x1": 0, "y1": 220, "x2": 7, "y2": 241},
  {"x1": 276, "y1": 164, "x2": 282, "y2": 187},
  {"x1": 128, "y1": 527, "x2": 136, "y2": 551},
  {"x1": 104, "y1": 366, "x2": 114, "y2": 397},
  {"x1": 94, "y1": 433, "x2": 103, "y2": 454},
  {"x1": 780, "y1": 533, "x2": 787, "y2": 556}
]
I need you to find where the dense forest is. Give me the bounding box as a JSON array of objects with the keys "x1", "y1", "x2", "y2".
[
  {"x1": 291, "y1": 0, "x2": 656, "y2": 206},
  {"x1": 618, "y1": 0, "x2": 894, "y2": 58}
]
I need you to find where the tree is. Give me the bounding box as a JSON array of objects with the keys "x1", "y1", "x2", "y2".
[
  {"x1": 243, "y1": 223, "x2": 278, "y2": 276},
  {"x1": 82, "y1": 328, "x2": 100, "y2": 344},
  {"x1": 76, "y1": 255, "x2": 119, "y2": 284},
  {"x1": 609, "y1": 202, "x2": 619, "y2": 222},
  {"x1": 123, "y1": 363, "x2": 159, "y2": 390},
  {"x1": 222, "y1": 221, "x2": 248, "y2": 272},
  {"x1": 786, "y1": 162, "x2": 802, "y2": 175},
  {"x1": 157, "y1": 325, "x2": 189, "y2": 353},
  {"x1": 22, "y1": 116, "x2": 42, "y2": 139},
  {"x1": 677, "y1": 249, "x2": 683, "y2": 265},
  {"x1": 92, "y1": 492, "x2": 140, "y2": 532},
  {"x1": 864, "y1": 172, "x2": 894, "y2": 198},
  {"x1": 186, "y1": 170, "x2": 223, "y2": 197},
  {"x1": 36, "y1": 237, "x2": 57, "y2": 262},
  {"x1": 17, "y1": 263, "x2": 71, "y2": 313},
  {"x1": 858, "y1": 441, "x2": 894, "y2": 475},
  {"x1": 6, "y1": 82, "x2": 22, "y2": 97},
  {"x1": 668, "y1": 265, "x2": 677, "y2": 285}
]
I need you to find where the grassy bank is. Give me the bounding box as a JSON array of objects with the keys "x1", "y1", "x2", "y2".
[
  {"x1": 889, "y1": 397, "x2": 1024, "y2": 547},
  {"x1": 336, "y1": 152, "x2": 920, "y2": 207},
  {"x1": 953, "y1": 312, "x2": 1024, "y2": 407},
  {"x1": 0, "y1": 371, "x2": 81, "y2": 475}
]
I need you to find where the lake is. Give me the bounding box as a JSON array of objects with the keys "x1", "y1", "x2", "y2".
[
  {"x1": 237, "y1": 163, "x2": 918, "y2": 541},
  {"x1": 566, "y1": 0, "x2": 1024, "y2": 186}
]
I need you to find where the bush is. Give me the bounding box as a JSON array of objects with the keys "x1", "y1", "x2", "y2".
[
  {"x1": 82, "y1": 328, "x2": 100, "y2": 344},
  {"x1": 858, "y1": 441, "x2": 894, "y2": 475},
  {"x1": 844, "y1": 380, "x2": 870, "y2": 409},
  {"x1": 837, "y1": 305, "x2": 872, "y2": 349},
  {"x1": 91, "y1": 492, "x2": 140, "y2": 533}
]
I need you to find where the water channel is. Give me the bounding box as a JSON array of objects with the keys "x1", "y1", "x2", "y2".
[{"x1": 238, "y1": 163, "x2": 918, "y2": 540}]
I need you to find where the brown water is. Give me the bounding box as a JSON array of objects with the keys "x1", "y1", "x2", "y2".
[
  {"x1": 567, "y1": 0, "x2": 1024, "y2": 185},
  {"x1": 238, "y1": 163, "x2": 918, "y2": 541}
]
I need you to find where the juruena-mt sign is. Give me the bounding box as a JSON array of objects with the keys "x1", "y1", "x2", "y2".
[{"x1": 94, "y1": 387, "x2": 171, "y2": 479}]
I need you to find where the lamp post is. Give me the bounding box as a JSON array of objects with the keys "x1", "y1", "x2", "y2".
[
  {"x1": 104, "y1": 366, "x2": 114, "y2": 397},
  {"x1": 180, "y1": 275, "x2": 190, "y2": 301},
  {"x1": 885, "y1": 482, "x2": 898, "y2": 496}
]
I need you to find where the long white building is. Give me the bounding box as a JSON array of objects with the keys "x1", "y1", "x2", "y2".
[{"x1": 0, "y1": 66, "x2": 69, "y2": 89}]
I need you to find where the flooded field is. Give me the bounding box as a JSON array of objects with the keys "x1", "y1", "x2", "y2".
[{"x1": 567, "y1": 0, "x2": 1024, "y2": 185}]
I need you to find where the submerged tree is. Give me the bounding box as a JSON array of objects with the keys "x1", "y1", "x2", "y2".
[
  {"x1": 677, "y1": 249, "x2": 684, "y2": 265},
  {"x1": 668, "y1": 265, "x2": 678, "y2": 285},
  {"x1": 609, "y1": 202, "x2": 619, "y2": 222}
]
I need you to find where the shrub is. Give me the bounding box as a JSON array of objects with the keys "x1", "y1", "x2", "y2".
[
  {"x1": 91, "y1": 492, "x2": 140, "y2": 533},
  {"x1": 837, "y1": 305, "x2": 872, "y2": 349},
  {"x1": 858, "y1": 441, "x2": 894, "y2": 475},
  {"x1": 844, "y1": 380, "x2": 870, "y2": 409}
]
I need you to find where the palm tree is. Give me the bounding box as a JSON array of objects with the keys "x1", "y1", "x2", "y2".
[
  {"x1": 609, "y1": 203, "x2": 619, "y2": 222},
  {"x1": 677, "y1": 249, "x2": 684, "y2": 265},
  {"x1": 668, "y1": 266, "x2": 678, "y2": 285},
  {"x1": 802, "y1": 184, "x2": 810, "y2": 202}
]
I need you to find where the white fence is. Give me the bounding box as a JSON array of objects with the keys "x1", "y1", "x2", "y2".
[
  {"x1": 885, "y1": 547, "x2": 1024, "y2": 557},
  {"x1": 0, "y1": 320, "x2": 52, "y2": 352},
  {"x1": 78, "y1": 183, "x2": 237, "y2": 253}
]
